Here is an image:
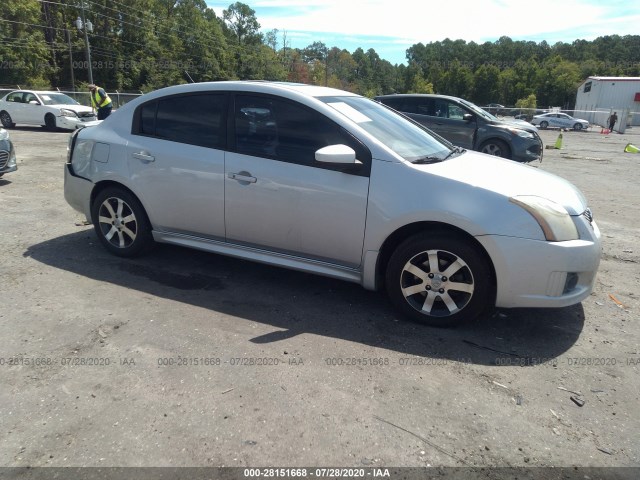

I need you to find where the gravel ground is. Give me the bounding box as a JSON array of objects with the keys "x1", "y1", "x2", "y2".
[{"x1": 0, "y1": 125, "x2": 638, "y2": 478}]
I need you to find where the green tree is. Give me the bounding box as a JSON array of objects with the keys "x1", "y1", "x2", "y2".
[
  {"x1": 0, "y1": 1, "x2": 54, "y2": 87},
  {"x1": 222, "y1": 2, "x2": 261, "y2": 46}
]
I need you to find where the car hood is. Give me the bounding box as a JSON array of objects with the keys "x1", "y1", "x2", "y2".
[
  {"x1": 487, "y1": 118, "x2": 538, "y2": 135},
  {"x1": 49, "y1": 104, "x2": 94, "y2": 114},
  {"x1": 425, "y1": 151, "x2": 587, "y2": 215},
  {"x1": 504, "y1": 119, "x2": 538, "y2": 132}
]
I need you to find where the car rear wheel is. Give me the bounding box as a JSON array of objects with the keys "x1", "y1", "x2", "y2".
[
  {"x1": 91, "y1": 187, "x2": 153, "y2": 257},
  {"x1": 573, "y1": 123, "x2": 583, "y2": 130},
  {"x1": 480, "y1": 139, "x2": 510, "y2": 159},
  {"x1": 44, "y1": 113, "x2": 57, "y2": 131},
  {"x1": 385, "y1": 233, "x2": 493, "y2": 327},
  {"x1": 539, "y1": 121, "x2": 549, "y2": 129},
  {"x1": 0, "y1": 111, "x2": 14, "y2": 128}
]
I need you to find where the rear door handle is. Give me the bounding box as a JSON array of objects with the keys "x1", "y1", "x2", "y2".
[
  {"x1": 228, "y1": 172, "x2": 257, "y2": 183},
  {"x1": 133, "y1": 151, "x2": 155, "y2": 162}
]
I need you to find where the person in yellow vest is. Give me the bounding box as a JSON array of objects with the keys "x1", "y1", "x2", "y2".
[{"x1": 88, "y1": 84, "x2": 112, "y2": 120}]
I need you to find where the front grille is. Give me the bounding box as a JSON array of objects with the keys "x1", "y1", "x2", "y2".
[
  {"x1": 582, "y1": 208, "x2": 593, "y2": 224},
  {"x1": 78, "y1": 112, "x2": 96, "y2": 118},
  {"x1": 0, "y1": 150, "x2": 8, "y2": 169}
]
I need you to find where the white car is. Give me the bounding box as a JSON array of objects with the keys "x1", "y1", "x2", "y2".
[
  {"x1": 531, "y1": 112, "x2": 589, "y2": 130},
  {"x1": 64, "y1": 81, "x2": 601, "y2": 327},
  {"x1": 0, "y1": 90, "x2": 97, "y2": 131}
]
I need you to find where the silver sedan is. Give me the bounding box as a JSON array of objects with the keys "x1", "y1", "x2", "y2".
[
  {"x1": 531, "y1": 112, "x2": 589, "y2": 130},
  {"x1": 64, "y1": 81, "x2": 601, "y2": 327}
]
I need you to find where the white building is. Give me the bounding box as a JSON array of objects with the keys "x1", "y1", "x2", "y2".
[{"x1": 575, "y1": 76, "x2": 640, "y2": 132}]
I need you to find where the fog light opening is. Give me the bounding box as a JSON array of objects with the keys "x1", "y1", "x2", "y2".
[{"x1": 563, "y1": 272, "x2": 579, "y2": 294}]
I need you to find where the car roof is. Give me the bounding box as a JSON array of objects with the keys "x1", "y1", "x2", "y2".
[
  {"x1": 376, "y1": 93, "x2": 463, "y2": 101},
  {"x1": 139, "y1": 81, "x2": 360, "y2": 101},
  {"x1": 4, "y1": 90, "x2": 69, "y2": 97}
]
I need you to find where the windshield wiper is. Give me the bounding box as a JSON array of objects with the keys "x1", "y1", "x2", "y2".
[
  {"x1": 412, "y1": 156, "x2": 443, "y2": 164},
  {"x1": 443, "y1": 146, "x2": 466, "y2": 160}
]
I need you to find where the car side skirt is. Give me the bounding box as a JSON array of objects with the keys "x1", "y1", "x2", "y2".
[{"x1": 153, "y1": 230, "x2": 363, "y2": 285}]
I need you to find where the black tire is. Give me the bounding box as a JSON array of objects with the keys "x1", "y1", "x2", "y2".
[
  {"x1": 539, "y1": 121, "x2": 548, "y2": 129},
  {"x1": 479, "y1": 139, "x2": 510, "y2": 159},
  {"x1": 91, "y1": 187, "x2": 154, "y2": 257},
  {"x1": 573, "y1": 123, "x2": 582, "y2": 131},
  {"x1": 0, "y1": 111, "x2": 14, "y2": 128},
  {"x1": 385, "y1": 233, "x2": 493, "y2": 327},
  {"x1": 44, "y1": 113, "x2": 56, "y2": 131}
]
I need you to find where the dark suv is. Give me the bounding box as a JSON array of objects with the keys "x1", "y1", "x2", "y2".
[{"x1": 375, "y1": 94, "x2": 542, "y2": 163}]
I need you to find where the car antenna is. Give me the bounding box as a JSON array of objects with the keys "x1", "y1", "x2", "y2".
[{"x1": 184, "y1": 71, "x2": 195, "y2": 83}]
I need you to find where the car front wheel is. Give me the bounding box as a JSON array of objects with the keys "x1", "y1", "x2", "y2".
[
  {"x1": 0, "y1": 111, "x2": 14, "y2": 128},
  {"x1": 480, "y1": 139, "x2": 510, "y2": 159},
  {"x1": 539, "y1": 121, "x2": 549, "y2": 129},
  {"x1": 44, "y1": 113, "x2": 56, "y2": 131},
  {"x1": 91, "y1": 187, "x2": 153, "y2": 257},
  {"x1": 385, "y1": 233, "x2": 493, "y2": 327},
  {"x1": 573, "y1": 123, "x2": 583, "y2": 130}
]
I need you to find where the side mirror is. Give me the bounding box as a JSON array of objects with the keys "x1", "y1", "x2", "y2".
[
  {"x1": 463, "y1": 113, "x2": 474, "y2": 122},
  {"x1": 315, "y1": 144, "x2": 361, "y2": 165},
  {"x1": 28, "y1": 100, "x2": 40, "y2": 105}
]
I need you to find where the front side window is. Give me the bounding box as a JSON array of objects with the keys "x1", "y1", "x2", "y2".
[
  {"x1": 134, "y1": 93, "x2": 225, "y2": 149},
  {"x1": 234, "y1": 94, "x2": 371, "y2": 171},
  {"x1": 447, "y1": 103, "x2": 467, "y2": 120}
]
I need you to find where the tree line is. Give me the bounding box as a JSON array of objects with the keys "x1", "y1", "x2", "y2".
[{"x1": 1, "y1": 0, "x2": 639, "y2": 109}]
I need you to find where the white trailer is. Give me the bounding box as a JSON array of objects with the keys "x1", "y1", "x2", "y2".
[{"x1": 575, "y1": 76, "x2": 640, "y2": 132}]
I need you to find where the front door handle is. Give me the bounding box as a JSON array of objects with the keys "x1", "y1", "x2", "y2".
[
  {"x1": 228, "y1": 172, "x2": 257, "y2": 183},
  {"x1": 133, "y1": 151, "x2": 155, "y2": 162}
]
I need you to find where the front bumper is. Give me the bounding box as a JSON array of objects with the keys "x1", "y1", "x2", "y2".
[
  {"x1": 0, "y1": 142, "x2": 17, "y2": 175},
  {"x1": 477, "y1": 219, "x2": 601, "y2": 308},
  {"x1": 57, "y1": 114, "x2": 97, "y2": 130},
  {"x1": 511, "y1": 133, "x2": 543, "y2": 163}
]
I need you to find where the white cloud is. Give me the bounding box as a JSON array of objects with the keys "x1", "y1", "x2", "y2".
[{"x1": 207, "y1": 0, "x2": 640, "y2": 63}]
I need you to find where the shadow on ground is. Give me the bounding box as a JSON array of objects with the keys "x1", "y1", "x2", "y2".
[{"x1": 24, "y1": 230, "x2": 585, "y2": 366}]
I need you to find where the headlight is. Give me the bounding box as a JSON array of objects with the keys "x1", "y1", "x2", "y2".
[
  {"x1": 507, "y1": 127, "x2": 534, "y2": 139},
  {"x1": 510, "y1": 195, "x2": 578, "y2": 242},
  {"x1": 60, "y1": 109, "x2": 78, "y2": 117}
]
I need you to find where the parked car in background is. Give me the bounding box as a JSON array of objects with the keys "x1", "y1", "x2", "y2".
[
  {"x1": 0, "y1": 90, "x2": 96, "y2": 131},
  {"x1": 65, "y1": 81, "x2": 600, "y2": 327},
  {"x1": 485, "y1": 103, "x2": 506, "y2": 115},
  {"x1": 375, "y1": 94, "x2": 542, "y2": 163},
  {"x1": 0, "y1": 127, "x2": 17, "y2": 177},
  {"x1": 514, "y1": 109, "x2": 548, "y2": 121},
  {"x1": 531, "y1": 112, "x2": 589, "y2": 130}
]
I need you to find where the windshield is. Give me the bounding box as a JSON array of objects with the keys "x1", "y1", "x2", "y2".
[
  {"x1": 458, "y1": 98, "x2": 497, "y2": 121},
  {"x1": 319, "y1": 96, "x2": 452, "y2": 162},
  {"x1": 39, "y1": 93, "x2": 79, "y2": 106}
]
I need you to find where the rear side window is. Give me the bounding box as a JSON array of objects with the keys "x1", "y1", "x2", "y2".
[
  {"x1": 7, "y1": 92, "x2": 24, "y2": 103},
  {"x1": 133, "y1": 93, "x2": 226, "y2": 149}
]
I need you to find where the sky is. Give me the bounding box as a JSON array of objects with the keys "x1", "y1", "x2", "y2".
[{"x1": 205, "y1": 0, "x2": 640, "y2": 65}]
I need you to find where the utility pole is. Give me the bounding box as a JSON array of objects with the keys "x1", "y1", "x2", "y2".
[
  {"x1": 66, "y1": 29, "x2": 75, "y2": 91},
  {"x1": 75, "y1": 0, "x2": 93, "y2": 84}
]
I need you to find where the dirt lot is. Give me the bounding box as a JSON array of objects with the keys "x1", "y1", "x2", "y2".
[{"x1": 0, "y1": 125, "x2": 639, "y2": 478}]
